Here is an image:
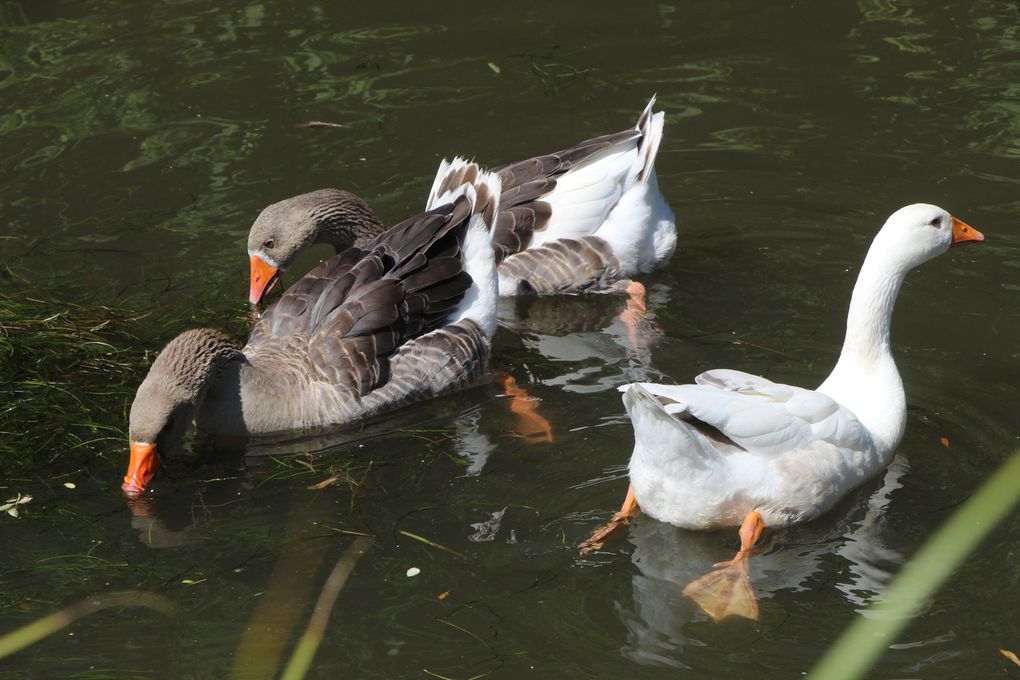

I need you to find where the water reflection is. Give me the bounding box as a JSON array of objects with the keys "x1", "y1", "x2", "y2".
[
  {"x1": 498, "y1": 284, "x2": 670, "y2": 394},
  {"x1": 618, "y1": 458, "x2": 907, "y2": 667},
  {"x1": 122, "y1": 392, "x2": 513, "y2": 549}
]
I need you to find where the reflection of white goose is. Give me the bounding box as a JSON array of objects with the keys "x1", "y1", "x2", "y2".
[
  {"x1": 451, "y1": 407, "x2": 497, "y2": 476},
  {"x1": 835, "y1": 454, "x2": 906, "y2": 606},
  {"x1": 618, "y1": 456, "x2": 908, "y2": 666},
  {"x1": 582, "y1": 204, "x2": 983, "y2": 621},
  {"x1": 498, "y1": 284, "x2": 671, "y2": 395}
]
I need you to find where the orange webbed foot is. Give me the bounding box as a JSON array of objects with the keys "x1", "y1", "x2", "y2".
[
  {"x1": 617, "y1": 281, "x2": 650, "y2": 352},
  {"x1": 683, "y1": 511, "x2": 766, "y2": 621},
  {"x1": 499, "y1": 373, "x2": 554, "y2": 443},
  {"x1": 682, "y1": 558, "x2": 759, "y2": 621},
  {"x1": 579, "y1": 484, "x2": 640, "y2": 554}
]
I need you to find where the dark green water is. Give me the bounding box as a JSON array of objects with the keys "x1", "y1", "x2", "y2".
[{"x1": 2, "y1": 1, "x2": 1019, "y2": 678}]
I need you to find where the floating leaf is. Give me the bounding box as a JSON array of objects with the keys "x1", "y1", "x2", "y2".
[
  {"x1": 487, "y1": 62, "x2": 501, "y2": 74},
  {"x1": 1, "y1": 494, "x2": 31, "y2": 517},
  {"x1": 437, "y1": 591, "x2": 449, "y2": 601},
  {"x1": 940, "y1": 437, "x2": 950, "y2": 448},
  {"x1": 1000, "y1": 648, "x2": 1020, "y2": 666}
]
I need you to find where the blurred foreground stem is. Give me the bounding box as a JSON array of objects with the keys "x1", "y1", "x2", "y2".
[
  {"x1": 280, "y1": 536, "x2": 372, "y2": 680},
  {"x1": 0, "y1": 590, "x2": 175, "y2": 660},
  {"x1": 807, "y1": 450, "x2": 1020, "y2": 680}
]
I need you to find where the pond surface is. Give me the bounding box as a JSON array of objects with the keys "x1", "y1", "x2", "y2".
[{"x1": 2, "y1": 1, "x2": 1019, "y2": 678}]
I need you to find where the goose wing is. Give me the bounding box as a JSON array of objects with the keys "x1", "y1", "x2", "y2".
[
  {"x1": 246, "y1": 196, "x2": 476, "y2": 396},
  {"x1": 630, "y1": 369, "x2": 874, "y2": 457}
]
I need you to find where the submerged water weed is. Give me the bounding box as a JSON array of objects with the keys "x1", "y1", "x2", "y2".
[{"x1": 0, "y1": 295, "x2": 149, "y2": 478}]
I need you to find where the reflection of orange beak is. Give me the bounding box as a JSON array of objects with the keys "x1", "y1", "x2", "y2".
[
  {"x1": 249, "y1": 255, "x2": 281, "y2": 305},
  {"x1": 950, "y1": 216, "x2": 984, "y2": 247},
  {"x1": 123, "y1": 441, "x2": 160, "y2": 495}
]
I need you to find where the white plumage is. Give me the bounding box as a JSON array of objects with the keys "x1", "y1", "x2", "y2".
[
  {"x1": 584, "y1": 203, "x2": 983, "y2": 621},
  {"x1": 622, "y1": 203, "x2": 982, "y2": 531}
]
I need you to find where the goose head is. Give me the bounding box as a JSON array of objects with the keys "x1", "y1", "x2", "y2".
[
  {"x1": 123, "y1": 329, "x2": 242, "y2": 495},
  {"x1": 875, "y1": 203, "x2": 983, "y2": 271},
  {"x1": 247, "y1": 189, "x2": 384, "y2": 305}
]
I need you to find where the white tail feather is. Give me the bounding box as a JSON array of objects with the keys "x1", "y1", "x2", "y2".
[
  {"x1": 447, "y1": 165, "x2": 501, "y2": 338},
  {"x1": 427, "y1": 156, "x2": 476, "y2": 211}
]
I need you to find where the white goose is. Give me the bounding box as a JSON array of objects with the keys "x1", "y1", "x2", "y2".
[{"x1": 580, "y1": 203, "x2": 984, "y2": 621}]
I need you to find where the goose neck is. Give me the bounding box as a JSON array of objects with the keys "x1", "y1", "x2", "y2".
[
  {"x1": 313, "y1": 194, "x2": 384, "y2": 251},
  {"x1": 839, "y1": 250, "x2": 907, "y2": 364},
  {"x1": 819, "y1": 246, "x2": 909, "y2": 455}
]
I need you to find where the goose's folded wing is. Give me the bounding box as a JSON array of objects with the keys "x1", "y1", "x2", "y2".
[
  {"x1": 246, "y1": 197, "x2": 476, "y2": 396},
  {"x1": 630, "y1": 377, "x2": 873, "y2": 457}
]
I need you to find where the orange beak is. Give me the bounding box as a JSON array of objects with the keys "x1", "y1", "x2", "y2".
[
  {"x1": 950, "y1": 216, "x2": 984, "y2": 247},
  {"x1": 122, "y1": 441, "x2": 161, "y2": 495},
  {"x1": 249, "y1": 255, "x2": 281, "y2": 305}
]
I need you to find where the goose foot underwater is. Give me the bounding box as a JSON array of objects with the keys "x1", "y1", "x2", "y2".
[
  {"x1": 580, "y1": 493, "x2": 764, "y2": 620},
  {"x1": 579, "y1": 483, "x2": 640, "y2": 553},
  {"x1": 499, "y1": 373, "x2": 554, "y2": 443},
  {"x1": 681, "y1": 511, "x2": 765, "y2": 621},
  {"x1": 618, "y1": 281, "x2": 649, "y2": 352}
]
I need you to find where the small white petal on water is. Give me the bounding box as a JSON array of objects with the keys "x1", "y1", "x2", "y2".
[
  {"x1": 406, "y1": 567, "x2": 421, "y2": 577},
  {"x1": 64, "y1": 482, "x2": 76, "y2": 489}
]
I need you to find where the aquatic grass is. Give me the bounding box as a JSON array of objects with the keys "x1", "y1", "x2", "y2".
[
  {"x1": 0, "y1": 291, "x2": 253, "y2": 482},
  {"x1": 0, "y1": 295, "x2": 149, "y2": 474},
  {"x1": 398, "y1": 530, "x2": 470, "y2": 561},
  {"x1": 423, "y1": 609, "x2": 510, "y2": 680},
  {"x1": 807, "y1": 450, "x2": 1020, "y2": 680}
]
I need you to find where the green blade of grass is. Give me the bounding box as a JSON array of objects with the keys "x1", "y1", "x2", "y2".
[
  {"x1": 807, "y1": 450, "x2": 1020, "y2": 680},
  {"x1": 399, "y1": 530, "x2": 469, "y2": 561}
]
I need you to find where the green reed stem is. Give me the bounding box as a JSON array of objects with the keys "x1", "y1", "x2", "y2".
[{"x1": 807, "y1": 450, "x2": 1020, "y2": 680}]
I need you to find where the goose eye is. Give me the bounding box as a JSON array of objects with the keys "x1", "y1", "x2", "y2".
[
  {"x1": 928, "y1": 217, "x2": 940, "y2": 227},
  {"x1": 263, "y1": 238, "x2": 275, "y2": 249}
]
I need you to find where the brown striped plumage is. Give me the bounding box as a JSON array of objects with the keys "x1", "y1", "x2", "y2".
[{"x1": 495, "y1": 235, "x2": 622, "y2": 295}]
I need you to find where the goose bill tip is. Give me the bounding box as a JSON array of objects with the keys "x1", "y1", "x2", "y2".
[
  {"x1": 950, "y1": 216, "x2": 984, "y2": 246},
  {"x1": 122, "y1": 441, "x2": 160, "y2": 495},
  {"x1": 248, "y1": 255, "x2": 281, "y2": 305}
]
